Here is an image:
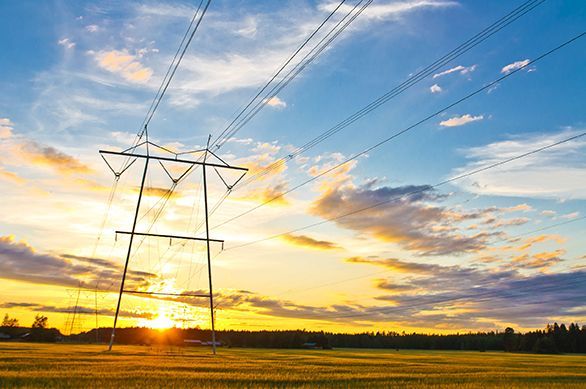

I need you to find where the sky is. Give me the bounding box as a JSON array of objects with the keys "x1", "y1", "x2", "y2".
[{"x1": 0, "y1": 0, "x2": 585, "y2": 335}]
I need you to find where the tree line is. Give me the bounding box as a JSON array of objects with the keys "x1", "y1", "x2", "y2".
[
  {"x1": 3, "y1": 314, "x2": 586, "y2": 354},
  {"x1": 75, "y1": 322, "x2": 586, "y2": 354}
]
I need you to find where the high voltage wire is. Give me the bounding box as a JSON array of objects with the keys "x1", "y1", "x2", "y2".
[
  {"x1": 116, "y1": 0, "x2": 211, "y2": 173},
  {"x1": 237, "y1": 0, "x2": 547, "y2": 186},
  {"x1": 268, "y1": 215, "x2": 586, "y2": 299},
  {"x1": 210, "y1": 0, "x2": 351, "y2": 149},
  {"x1": 109, "y1": 0, "x2": 360, "y2": 270},
  {"x1": 212, "y1": 0, "x2": 374, "y2": 151},
  {"x1": 224, "y1": 127, "x2": 586, "y2": 252},
  {"x1": 192, "y1": 0, "x2": 547, "y2": 227},
  {"x1": 140, "y1": 0, "x2": 212, "y2": 135},
  {"x1": 140, "y1": 0, "x2": 207, "y2": 134},
  {"x1": 214, "y1": 31, "x2": 586, "y2": 233},
  {"x1": 141, "y1": 0, "x2": 546, "y2": 234}
]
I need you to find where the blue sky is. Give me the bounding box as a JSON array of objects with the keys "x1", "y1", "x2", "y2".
[{"x1": 0, "y1": 0, "x2": 585, "y2": 333}]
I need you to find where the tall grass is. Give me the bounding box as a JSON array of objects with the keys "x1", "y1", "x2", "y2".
[{"x1": 0, "y1": 343, "x2": 585, "y2": 388}]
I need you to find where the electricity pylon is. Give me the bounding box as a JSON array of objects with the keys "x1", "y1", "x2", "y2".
[{"x1": 100, "y1": 133, "x2": 247, "y2": 354}]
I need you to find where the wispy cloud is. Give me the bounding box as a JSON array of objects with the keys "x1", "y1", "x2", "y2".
[
  {"x1": 281, "y1": 234, "x2": 340, "y2": 250},
  {"x1": 320, "y1": 1, "x2": 458, "y2": 22},
  {"x1": 501, "y1": 59, "x2": 530, "y2": 74},
  {"x1": 0, "y1": 118, "x2": 14, "y2": 139},
  {"x1": 451, "y1": 129, "x2": 586, "y2": 199},
  {"x1": 94, "y1": 49, "x2": 153, "y2": 83},
  {"x1": 58, "y1": 38, "x2": 75, "y2": 49},
  {"x1": 14, "y1": 141, "x2": 92, "y2": 175},
  {"x1": 433, "y1": 64, "x2": 476, "y2": 79},
  {"x1": 440, "y1": 114, "x2": 484, "y2": 127}
]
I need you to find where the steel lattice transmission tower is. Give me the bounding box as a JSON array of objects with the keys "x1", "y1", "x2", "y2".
[{"x1": 100, "y1": 133, "x2": 247, "y2": 354}]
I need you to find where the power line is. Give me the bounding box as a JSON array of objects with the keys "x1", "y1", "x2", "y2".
[
  {"x1": 225, "y1": 128, "x2": 586, "y2": 251},
  {"x1": 268, "y1": 215, "x2": 586, "y2": 298},
  {"x1": 212, "y1": 0, "x2": 375, "y2": 150},
  {"x1": 140, "y1": 0, "x2": 207, "y2": 134},
  {"x1": 153, "y1": 0, "x2": 545, "y2": 231},
  {"x1": 214, "y1": 31, "x2": 586, "y2": 232},
  {"x1": 238, "y1": 0, "x2": 547, "y2": 186},
  {"x1": 210, "y1": 0, "x2": 352, "y2": 149},
  {"x1": 141, "y1": 0, "x2": 212, "y2": 134},
  {"x1": 165, "y1": 0, "x2": 547, "y2": 233},
  {"x1": 116, "y1": 0, "x2": 212, "y2": 174}
]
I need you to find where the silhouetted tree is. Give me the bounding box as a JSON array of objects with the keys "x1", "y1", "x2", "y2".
[
  {"x1": 503, "y1": 327, "x2": 517, "y2": 352},
  {"x1": 1, "y1": 314, "x2": 19, "y2": 327},
  {"x1": 32, "y1": 315, "x2": 48, "y2": 329}
]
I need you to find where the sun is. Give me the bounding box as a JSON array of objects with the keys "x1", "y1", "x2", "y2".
[{"x1": 144, "y1": 308, "x2": 176, "y2": 330}]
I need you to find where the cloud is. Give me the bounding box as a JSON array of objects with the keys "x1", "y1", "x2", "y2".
[
  {"x1": 504, "y1": 203, "x2": 533, "y2": 212},
  {"x1": 58, "y1": 38, "x2": 75, "y2": 49},
  {"x1": 235, "y1": 182, "x2": 289, "y2": 206},
  {"x1": 509, "y1": 249, "x2": 565, "y2": 271},
  {"x1": 235, "y1": 16, "x2": 258, "y2": 38},
  {"x1": 310, "y1": 182, "x2": 493, "y2": 256},
  {"x1": 561, "y1": 211, "x2": 580, "y2": 220},
  {"x1": 95, "y1": 50, "x2": 153, "y2": 83},
  {"x1": 85, "y1": 24, "x2": 99, "y2": 33},
  {"x1": 347, "y1": 255, "x2": 586, "y2": 328},
  {"x1": 0, "y1": 118, "x2": 14, "y2": 139},
  {"x1": 430, "y1": 84, "x2": 442, "y2": 93},
  {"x1": 440, "y1": 114, "x2": 484, "y2": 127},
  {"x1": 501, "y1": 59, "x2": 530, "y2": 74},
  {"x1": 432, "y1": 64, "x2": 476, "y2": 79},
  {"x1": 451, "y1": 129, "x2": 586, "y2": 200},
  {"x1": 15, "y1": 141, "x2": 92, "y2": 175},
  {"x1": 0, "y1": 302, "x2": 153, "y2": 320},
  {"x1": 264, "y1": 96, "x2": 287, "y2": 109},
  {"x1": 320, "y1": 1, "x2": 458, "y2": 21},
  {"x1": 0, "y1": 235, "x2": 157, "y2": 289},
  {"x1": 0, "y1": 167, "x2": 26, "y2": 184},
  {"x1": 373, "y1": 279, "x2": 418, "y2": 293},
  {"x1": 281, "y1": 234, "x2": 340, "y2": 250}
]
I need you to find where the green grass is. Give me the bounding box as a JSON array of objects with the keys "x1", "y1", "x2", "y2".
[{"x1": 0, "y1": 343, "x2": 585, "y2": 388}]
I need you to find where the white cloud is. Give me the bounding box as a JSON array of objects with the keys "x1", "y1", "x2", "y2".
[
  {"x1": 85, "y1": 24, "x2": 99, "y2": 33},
  {"x1": 320, "y1": 0, "x2": 458, "y2": 21},
  {"x1": 265, "y1": 96, "x2": 287, "y2": 109},
  {"x1": 451, "y1": 130, "x2": 586, "y2": 200},
  {"x1": 57, "y1": 38, "x2": 75, "y2": 49},
  {"x1": 501, "y1": 59, "x2": 530, "y2": 74},
  {"x1": 430, "y1": 84, "x2": 442, "y2": 93},
  {"x1": 561, "y1": 211, "x2": 580, "y2": 220},
  {"x1": 440, "y1": 114, "x2": 484, "y2": 127},
  {"x1": 0, "y1": 118, "x2": 14, "y2": 139},
  {"x1": 236, "y1": 16, "x2": 258, "y2": 38},
  {"x1": 433, "y1": 64, "x2": 476, "y2": 79}
]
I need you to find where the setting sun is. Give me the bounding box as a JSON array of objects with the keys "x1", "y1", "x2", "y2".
[{"x1": 144, "y1": 313, "x2": 176, "y2": 330}]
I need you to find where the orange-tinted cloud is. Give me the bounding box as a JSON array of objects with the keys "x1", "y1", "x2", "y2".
[
  {"x1": 311, "y1": 183, "x2": 491, "y2": 256},
  {"x1": 235, "y1": 183, "x2": 289, "y2": 206},
  {"x1": 0, "y1": 167, "x2": 26, "y2": 184},
  {"x1": 96, "y1": 50, "x2": 153, "y2": 83},
  {"x1": 16, "y1": 141, "x2": 92, "y2": 175},
  {"x1": 281, "y1": 234, "x2": 340, "y2": 251}
]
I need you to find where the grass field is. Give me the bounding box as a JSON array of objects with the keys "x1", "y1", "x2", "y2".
[{"x1": 0, "y1": 343, "x2": 585, "y2": 388}]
